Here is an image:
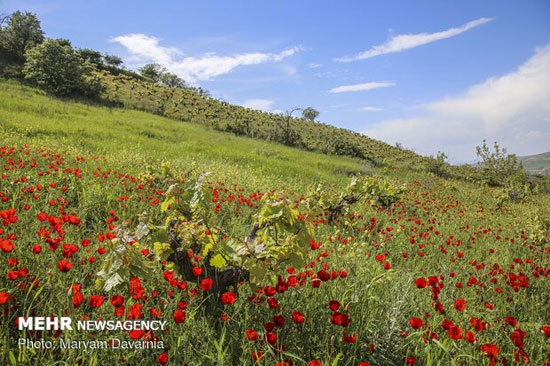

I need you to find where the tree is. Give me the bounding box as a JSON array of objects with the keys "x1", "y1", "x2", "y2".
[
  {"x1": 476, "y1": 140, "x2": 526, "y2": 187},
  {"x1": 302, "y1": 107, "x2": 319, "y2": 122},
  {"x1": 281, "y1": 107, "x2": 302, "y2": 146},
  {"x1": 160, "y1": 71, "x2": 185, "y2": 88},
  {"x1": 23, "y1": 39, "x2": 95, "y2": 96},
  {"x1": 139, "y1": 63, "x2": 165, "y2": 83},
  {"x1": 0, "y1": 11, "x2": 44, "y2": 62},
  {"x1": 427, "y1": 151, "x2": 449, "y2": 177},
  {"x1": 103, "y1": 54, "x2": 123, "y2": 68},
  {"x1": 77, "y1": 48, "x2": 103, "y2": 66}
]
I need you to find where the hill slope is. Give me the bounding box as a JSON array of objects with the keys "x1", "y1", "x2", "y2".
[
  {"x1": 0, "y1": 80, "x2": 369, "y2": 189},
  {"x1": 518, "y1": 151, "x2": 550, "y2": 176},
  {"x1": 94, "y1": 71, "x2": 430, "y2": 169}
]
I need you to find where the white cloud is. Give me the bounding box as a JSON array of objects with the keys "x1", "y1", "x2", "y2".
[
  {"x1": 364, "y1": 46, "x2": 550, "y2": 163},
  {"x1": 242, "y1": 99, "x2": 275, "y2": 111},
  {"x1": 329, "y1": 81, "x2": 395, "y2": 93},
  {"x1": 336, "y1": 18, "x2": 493, "y2": 62},
  {"x1": 362, "y1": 106, "x2": 383, "y2": 111},
  {"x1": 308, "y1": 63, "x2": 322, "y2": 68},
  {"x1": 110, "y1": 34, "x2": 181, "y2": 65},
  {"x1": 110, "y1": 33, "x2": 301, "y2": 82}
]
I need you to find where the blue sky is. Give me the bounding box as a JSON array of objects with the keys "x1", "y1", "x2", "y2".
[{"x1": 3, "y1": 0, "x2": 549, "y2": 162}]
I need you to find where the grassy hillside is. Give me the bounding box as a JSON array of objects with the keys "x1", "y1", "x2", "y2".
[
  {"x1": 0, "y1": 80, "x2": 369, "y2": 189},
  {"x1": 518, "y1": 151, "x2": 550, "y2": 176},
  {"x1": 94, "y1": 71, "x2": 431, "y2": 169}
]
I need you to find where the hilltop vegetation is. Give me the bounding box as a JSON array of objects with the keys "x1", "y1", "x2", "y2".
[{"x1": 95, "y1": 70, "x2": 427, "y2": 168}]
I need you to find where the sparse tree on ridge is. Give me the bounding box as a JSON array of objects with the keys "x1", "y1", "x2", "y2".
[
  {"x1": 77, "y1": 48, "x2": 103, "y2": 67},
  {"x1": 302, "y1": 107, "x2": 319, "y2": 122},
  {"x1": 160, "y1": 71, "x2": 186, "y2": 88},
  {"x1": 139, "y1": 63, "x2": 165, "y2": 84},
  {"x1": 103, "y1": 53, "x2": 123, "y2": 68}
]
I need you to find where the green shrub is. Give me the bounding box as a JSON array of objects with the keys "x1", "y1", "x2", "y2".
[{"x1": 23, "y1": 39, "x2": 102, "y2": 97}]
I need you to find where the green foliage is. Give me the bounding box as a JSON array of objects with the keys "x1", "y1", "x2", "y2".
[
  {"x1": 0, "y1": 10, "x2": 44, "y2": 64},
  {"x1": 427, "y1": 151, "x2": 449, "y2": 177},
  {"x1": 302, "y1": 106, "x2": 319, "y2": 121},
  {"x1": 103, "y1": 53, "x2": 123, "y2": 67},
  {"x1": 361, "y1": 176, "x2": 405, "y2": 208},
  {"x1": 139, "y1": 63, "x2": 165, "y2": 83},
  {"x1": 476, "y1": 140, "x2": 527, "y2": 187},
  {"x1": 526, "y1": 206, "x2": 550, "y2": 243},
  {"x1": 22, "y1": 39, "x2": 102, "y2": 97},
  {"x1": 77, "y1": 48, "x2": 103, "y2": 66},
  {"x1": 160, "y1": 71, "x2": 186, "y2": 88}
]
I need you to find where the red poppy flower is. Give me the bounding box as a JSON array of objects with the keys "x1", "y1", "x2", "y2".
[
  {"x1": 505, "y1": 316, "x2": 518, "y2": 327},
  {"x1": 414, "y1": 278, "x2": 427, "y2": 288},
  {"x1": 329, "y1": 300, "x2": 340, "y2": 311},
  {"x1": 192, "y1": 266, "x2": 203, "y2": 277},
  {"x1": 375, "y1": 254, "x2": 385, "y2": 262},
  {"x1": 72, "y1": 292, "x2": 83, "y2": 307},
  {"x1": 128, "y1": 303, "x2": 142, "y2": 319},
  {"x1": 309, "y1": 361, "x2": 322, "y2": 366},
  {"x1": 200, "y1": 278, "x2": 213, "y2": 291},
  {"x1": 110, "y1": 295, "x2": 124, "y2": 307},
  {"x1": 481, "y1": 343, "x2": 500, "y2": 366},
  {"x1": 448, "y1": 325, "x2": 462, "y2": 340},
  {"x1": 343, "y1": 330, "x2": 357, "y2": 343},
  {"x1": 57, "y1": 259, "x2": 73, "y2": 272},
  {"x1": 173, "y1": 309, "x2": 186, "y2": 324},
  {"x1": 88, "y1": 295, "x2": 104, "y2": 308},
  {"x1": 265, "y1": 331, "x2": 277, "y2": 345},
  {"x1": 158, "y1": 353, "x2": 168, "y2": 365},
  {"x1": 454, "y1": 298, "x2": 466, "y2": 311},
  {"x1": 273, "y1": 315, "x2": 285, "y2": 328},
  {"x1": 331, "y1": 312, "x2": 350, "y2": 327},
  {"x1": 465, "y1": 331, "x2": 476, "y2": 344},
  {"x1": 510, "y1": 328, "x2": 525, "y2": 348},
  {"x1": 264, "y1": 286, "x2": 276, "y2": 297},
  {"x1": 220, "y1": 291, "x2": 236, "y2": 305},
  {"x1": 114, "y1": 306, "x2": 124, "y2": 317},
  {"x1": 129, "y1": 329, "x2": 143, "y2": 339},
  {"x1": 317, "y1": 270, "x2": 331, "y2": 282},
  {"x1": 292, "y1": 311, "x2": 305, "y2": 324},
  {"x1": 409, "y1": 317, "x2": 423, "y2": 330},
  {"x1": 0, "y1": 292, "x2": 9, "y2": 304},
  {"x1": 244, "y1": 329, "x2": 258, "y2": 341},
  {"x1": 541, "y1": 325, "x2": 550, "y2": 337}
]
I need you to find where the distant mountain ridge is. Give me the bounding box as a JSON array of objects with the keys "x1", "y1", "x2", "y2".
[{"x1": 518, "y1": 152, "x2": 550, "y2": 176}]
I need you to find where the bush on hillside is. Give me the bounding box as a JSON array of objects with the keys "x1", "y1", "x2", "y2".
[
  {"x1": 476, "y1": 140, "x2": 527, "y2": 187},
  {"x1": 427, "y1": 151, "x2": 450, "y2": 177},
  {"x1": 22, "y1": 39, "x2": 103, "y2": 97}
]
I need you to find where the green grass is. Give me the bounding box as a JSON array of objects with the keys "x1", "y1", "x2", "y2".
[{"x1": 0, "y1": 80, "x2": 369, "y2": 190}]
